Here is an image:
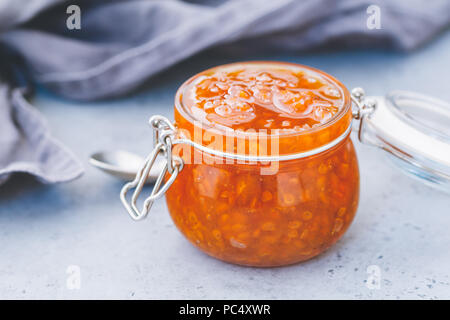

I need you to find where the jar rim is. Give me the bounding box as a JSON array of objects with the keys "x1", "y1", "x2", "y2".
[{"x1": 174, "y1": 61, "x2": 352, "y2": 139}]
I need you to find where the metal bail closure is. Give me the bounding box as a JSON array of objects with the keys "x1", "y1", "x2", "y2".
[
  {"x1": 120, "y1": 116, "x2": 183, "y2": 221},
  {"x1": 350, "y1": 87, "x2": 377, "y2": 143}
]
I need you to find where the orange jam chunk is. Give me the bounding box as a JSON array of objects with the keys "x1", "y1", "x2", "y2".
[{"x1": 167, "y1": 62, "x2": 359, "y2": 267}]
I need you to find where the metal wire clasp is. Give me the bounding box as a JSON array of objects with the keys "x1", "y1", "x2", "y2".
[
  {"x1": 351, "y1": 87, "x2": 377, "y2": 143},
  {"x1": 120, "y1": 116, "x2": 183, "y2": 221}
]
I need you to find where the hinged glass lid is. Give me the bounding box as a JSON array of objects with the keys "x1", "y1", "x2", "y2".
[{"x1": 358, "y1": 90, "x2": 450, "y2": 193}]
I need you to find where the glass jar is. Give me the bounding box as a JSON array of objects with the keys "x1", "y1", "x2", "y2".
[{"x1": 120, "y1": 61, "x2": 450, "y2": 267}]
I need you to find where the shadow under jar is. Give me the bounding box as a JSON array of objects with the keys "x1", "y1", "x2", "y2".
[{"x1": 165, "y1": 62, "x2": 359, "y2": 267}]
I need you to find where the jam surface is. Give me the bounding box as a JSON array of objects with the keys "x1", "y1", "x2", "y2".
[{"x1": 182, "y1": 63, "x2": 345, "y2": 132}]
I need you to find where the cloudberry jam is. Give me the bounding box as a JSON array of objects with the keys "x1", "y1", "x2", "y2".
[
  {"x1": 166, "y1": 62, "x2": 359, "y2": 267},
  {"x1": 182, "y1": 63, "x2": 344, "y2": 131}
]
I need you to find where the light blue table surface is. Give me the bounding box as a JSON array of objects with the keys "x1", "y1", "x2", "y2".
[{"x1": 1, "y1": 31, "x2": 450, "y2": 300}]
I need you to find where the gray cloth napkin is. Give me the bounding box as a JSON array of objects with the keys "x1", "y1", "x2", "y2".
[{"x1": 0, "y1": 0, "x2": 449, "y2": 185}]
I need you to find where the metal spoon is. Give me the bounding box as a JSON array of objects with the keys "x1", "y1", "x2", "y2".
[{"x1": 89, "y1": 150, "x2": 164, "y2": 183}]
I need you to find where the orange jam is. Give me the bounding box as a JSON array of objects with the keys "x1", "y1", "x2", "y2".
[
  {"x1": 166, "y1": 62, "x2": 359, "y2": 267},
  {"x1": 182, "y1": 63, "x2": 344, "y2": 131}
]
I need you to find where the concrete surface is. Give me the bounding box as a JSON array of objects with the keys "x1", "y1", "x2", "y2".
[{"x1": 0, "y1": 31, "x2": 450, "y2": 300}]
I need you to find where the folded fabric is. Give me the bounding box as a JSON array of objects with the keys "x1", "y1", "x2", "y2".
[
  {"x1": 0, "y1": 0, "x2": 449, "y2": 185},
  {"x1": 0, "y1": 82, "x2": 83, "y2": 184}
]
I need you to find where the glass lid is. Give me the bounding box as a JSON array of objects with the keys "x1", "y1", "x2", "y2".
[{"x1": 360, "y1": 91, "x2": 450, "y2": 193}]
